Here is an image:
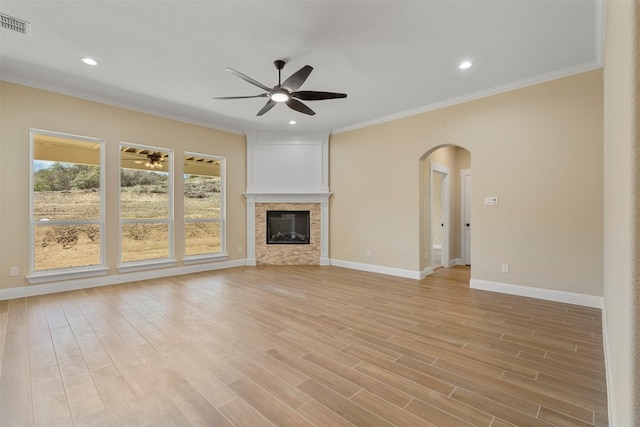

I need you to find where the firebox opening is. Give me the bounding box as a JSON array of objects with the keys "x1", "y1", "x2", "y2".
[{"x1": 267, "y1": 210, "x2": 310, "y2": 244}]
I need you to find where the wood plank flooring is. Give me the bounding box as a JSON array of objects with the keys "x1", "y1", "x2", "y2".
[{"x1": 0, "y1": 266, "x2": 608, "y2": 426}]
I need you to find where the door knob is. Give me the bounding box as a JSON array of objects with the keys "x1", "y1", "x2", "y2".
[{"x1": 466, "y1": 223, "x2": 470, "y2": 227}]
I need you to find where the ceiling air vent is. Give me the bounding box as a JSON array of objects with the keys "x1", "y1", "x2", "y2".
[{"x1": 1, "y1": 13, "x2": 31, "y2": 35}]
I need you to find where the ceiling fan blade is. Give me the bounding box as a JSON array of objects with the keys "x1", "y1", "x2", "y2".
[
  {"x1": 291, "y1": 91, "x2": 348, "y2": 101},
  {"x1": 286, "y1": 98, "x2": 315, "y2": 116},
  {"x1": 281, "y1": 65, "x2": 313, "y2": 92},
  {"x1": 226, "y1": 68, "x2": 271, "y2": 92},
  {"x1": 257, "y1": 99, "x2": 277, "y2": 116},
  {"x1": 213, "y1": 94, "x2": 269, "y2": 100}
]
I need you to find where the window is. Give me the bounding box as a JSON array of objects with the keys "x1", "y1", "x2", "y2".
[
  {"x1": 30, "y1": 129, "x2": 104, "y2": 273},
  {"x1": 120, "y1": 144, "x2": 173, "y2": 265},
  {"x1": 184, "y1": 152, "x2": 225, "y2": 259}
]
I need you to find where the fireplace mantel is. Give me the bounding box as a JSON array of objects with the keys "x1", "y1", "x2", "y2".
[{"x1": 244, "y1": 193, "x2": 331, "y2": 203}]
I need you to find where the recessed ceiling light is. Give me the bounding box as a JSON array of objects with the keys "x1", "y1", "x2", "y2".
[
  {"x1": 289, "y1": 120, "x2": 296, "y2": 125},
  {"x1": 459, "y1": 61, "x2": 473, "y2": 70},
  {"x1": 81, "y1": 57, "x2": 98, "y2": 66}
]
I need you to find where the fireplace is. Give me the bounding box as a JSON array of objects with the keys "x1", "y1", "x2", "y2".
[
  {"x1": 244, "y1": 128, "x2": 331, "y2": 265},
  {"x1": 246, "y1": 200, "x2": 327, "y2": 265},
  {"x1": 266, "y1": 210, "x2": 310, "y2": 244}
]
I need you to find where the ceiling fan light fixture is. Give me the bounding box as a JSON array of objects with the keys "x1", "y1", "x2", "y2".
[
  {"x1": 270, "y1": 89, "x2": 290, "y2": 103},
  {"x1": 145, "y1": 153, "x2": 163, "y2": 169}
]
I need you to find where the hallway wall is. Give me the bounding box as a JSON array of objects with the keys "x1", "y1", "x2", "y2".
[{"x1": 330, "y1": 70, "x2": 603, "y2": 297}]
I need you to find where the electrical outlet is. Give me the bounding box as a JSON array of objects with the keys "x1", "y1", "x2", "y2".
[
  {"x1": 366, "y1": 249, "x2": 371, "y2": 257},
  {"x1": 9, "y1": 266, "x2": 19, "y2": 276},
  {"x1": 501, "y1": 263, "x2": 509, "y2": 273},
  {"x1": 237, "y1": 246, "x2": 242, "y2": 253}
]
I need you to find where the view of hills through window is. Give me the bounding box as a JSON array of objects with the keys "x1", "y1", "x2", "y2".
[{"x1": 32, "y1": 131, "x2": 103, "y2": 271}]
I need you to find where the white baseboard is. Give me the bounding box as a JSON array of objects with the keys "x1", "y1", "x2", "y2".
[
  {"x1": 470, "y1": 278, "x2": 604, "y2": 308},
  {"x1": 450, "y1": 258, "x2": 463, "y2": 266},
  {"x1": 330, "y1": 259, "x2": 422, "y2": 280},
  {"x1": 0, "y1": 259, "x2": 247, "y2": 300},
  {"x1": 420, "y1": 266, "x2": 434, "y2": 279}
]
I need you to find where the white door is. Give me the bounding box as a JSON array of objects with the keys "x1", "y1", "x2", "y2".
[
  {"x1": 430, "y1": 162, "x2": 450, "y2": 268},
  {"x1": 461, "y1": 169, "x2": 472, "y2": 265}
]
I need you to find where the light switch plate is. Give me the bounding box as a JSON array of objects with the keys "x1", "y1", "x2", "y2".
[{"x1": 484, "y1": 196, "x2": 499, "y2": 206}]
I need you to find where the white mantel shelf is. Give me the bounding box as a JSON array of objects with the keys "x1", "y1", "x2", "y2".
[{"x1": 244, "y1": 193, "x2": 332, "y2": 203}]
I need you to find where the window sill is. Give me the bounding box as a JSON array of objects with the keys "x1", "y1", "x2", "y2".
[
  {"x1": 117, "y1": 259, "x2": 177, "y2": 274},
  {"x1": 27, "y1": 266, "x2": 109, "y2": 285},
  {"x1": 183, "y1": 253, "x2": 229, "y2": 265}
]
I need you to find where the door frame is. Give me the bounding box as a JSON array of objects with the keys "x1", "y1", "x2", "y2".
[
  {"x1": 430, "y1": 162, "x2": 450, "y2": 268},
  {"x1": 460, "y1": 168, "x2": 472, "y2": 266}
]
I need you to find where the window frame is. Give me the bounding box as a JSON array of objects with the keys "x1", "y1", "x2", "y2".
[
  {"x1": 118, "y1": 142, "x2": 176, "y2": 272},
  {"x1": 27, "y1": 128, "x2": 108, "y2": 284},
  {"x1": 183, "y1": 151, "x2": 227, "y2": 264}
]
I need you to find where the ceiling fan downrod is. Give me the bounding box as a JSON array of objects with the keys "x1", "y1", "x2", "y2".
[{"x1": 274, "y1": 60, "x2": 285, "y2": 85}]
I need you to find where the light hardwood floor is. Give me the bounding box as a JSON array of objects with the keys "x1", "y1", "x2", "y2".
[{"x1": 0, "y1": 266, "x2": 608, "y2": 426}]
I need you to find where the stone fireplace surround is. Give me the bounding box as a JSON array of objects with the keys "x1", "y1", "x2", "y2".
[
  {"x1": 244, "y1": 131, "x2": 331, "y2": 266},
  {"x1": 245, "y1": 195, "x2": 330, "y2": 266}
]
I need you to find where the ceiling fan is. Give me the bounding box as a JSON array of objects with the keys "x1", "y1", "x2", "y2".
[
  {"x1": 214, "y1": 60, "x2": 347, "y2": 116},
  {"x1": 120, "y1": 148, "x2": 167, "y2": 170}
]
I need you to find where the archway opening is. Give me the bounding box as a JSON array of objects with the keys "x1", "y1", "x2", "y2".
[{"x1": 419, "y1": 145, "x2": 471, "y2": 276}]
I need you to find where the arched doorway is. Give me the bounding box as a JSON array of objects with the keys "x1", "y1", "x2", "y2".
[{"x1": 419, "y1": 145, "x2": 471, "y2": 276}]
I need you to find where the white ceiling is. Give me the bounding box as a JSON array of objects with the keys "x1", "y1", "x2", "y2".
[{"x1": 0, "y1": 1, "x2": 602, "y2": 134}]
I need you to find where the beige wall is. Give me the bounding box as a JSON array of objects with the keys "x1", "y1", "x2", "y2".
[
  {"x1": 0, "y1": 82, "x2": 246, "y2": 289},
  {"x1": 603, "y1": 0, "x2": 640, "y2": 425},
  {"x1": 330, "y1": 69, "x2": 603, "y2": 296}
]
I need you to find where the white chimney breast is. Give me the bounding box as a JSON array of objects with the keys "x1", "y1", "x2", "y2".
[{"x1": 245, "y1": 130, "x2": 329, "y2": 194}]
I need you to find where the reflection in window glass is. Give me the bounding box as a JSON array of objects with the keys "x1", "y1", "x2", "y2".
[
  {"x1": 31, "y1": 130, "x2": 104, "y2": 272},
  {"x1": 120, "y1": 144, "x2": 172, "y2": 263},
  {"x1": 184, "y1": 153, "x2": 224, "y2": 257}
]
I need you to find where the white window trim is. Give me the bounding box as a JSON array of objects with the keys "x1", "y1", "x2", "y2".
[
  {"x1": 29, "y1": 129, "x2": 106, "y2": 282},
  {"x1": 27, "y1": 266, "x2": 109, "y2": 285},
  {"x1": 117, "y1": 259, "x2": 177, "y2": 273},
  {"x1": 182, "y1": 253, "x2": 229, "y2": 265}
]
